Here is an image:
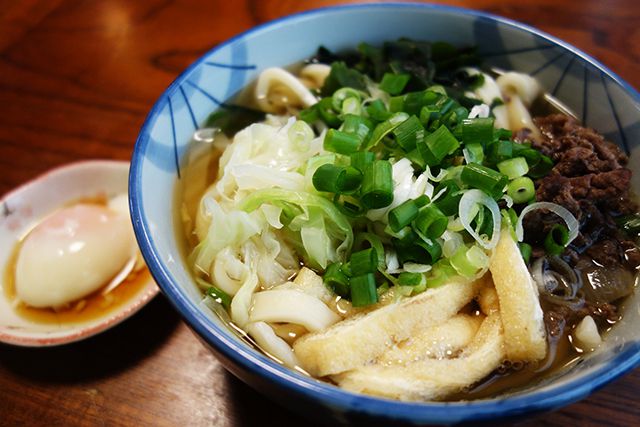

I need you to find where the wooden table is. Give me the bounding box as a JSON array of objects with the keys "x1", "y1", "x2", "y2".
[{"x1": 1, "y1": 1, "x2": 638, "y2": 426}]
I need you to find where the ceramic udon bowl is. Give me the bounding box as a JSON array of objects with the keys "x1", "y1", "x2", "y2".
[{"x1": 130, "y1": 3, "x2": 640, "y2": 425}]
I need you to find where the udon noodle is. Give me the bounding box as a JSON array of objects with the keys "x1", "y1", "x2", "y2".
[{"x1": 179, "y1": 40, "x2": 638, "y2": 401}]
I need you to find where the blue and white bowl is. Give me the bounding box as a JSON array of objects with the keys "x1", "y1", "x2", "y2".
[{"x1": 130, "y1": 3, "x2": 640, "y2": 425}]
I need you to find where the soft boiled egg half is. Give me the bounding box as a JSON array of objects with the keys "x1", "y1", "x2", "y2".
[
  {"x1": 0, "y1": 160, "x2": 158, "y2": 347},
  {"x1": 15, "y1": 199, "x2": 137, "y2": 308}
]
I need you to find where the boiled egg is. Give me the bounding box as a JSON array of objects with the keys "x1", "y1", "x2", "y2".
[{"x1": 14, "y1": 203, "x2": 134, "y2": 308}]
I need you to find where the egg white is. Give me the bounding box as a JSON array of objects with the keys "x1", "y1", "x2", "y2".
[{"x1": 15, "y1": 203, "x2": 134, "y2": 308}]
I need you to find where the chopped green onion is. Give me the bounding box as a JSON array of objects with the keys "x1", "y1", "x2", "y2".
[
  {"x1": 446, "y1": 106, "x2": 469, "y2": 127},
  {"x1": 413, "y1": 205, "x2": 448, "y2": 239},
  {"x1": 324, "y1": 263, "x2": 350, "y2": 297},
  {"x1": 388, "y1": 199, "x2": 419, "y2": 232},
  {"x1": 497, "y1": 157, "x2": 529, "y2": 179},
  {"x1": 334, "y1": 194, "x2": 365, "y2": 217},
  {"x1": 312, "y1": 164, "x2": 362, "y2": 194},
  {"x1": 366, "y1": 112, "x2": 409, "y2": 149},
  {"x1": 299, "y1": 105, "x2": 319, "y2": 124},
  {"x1": 461, "y1": 117, "x2": 494, "y2": 145},
  {"x1": 517, "y1": 146, "x2": 539, "y2": 163},
  {"x1": 322, "y1": 62, "x2": 366, "y2": 95},
  {"x1": 460, "y1": 163, "x2": 508, "y2": 196},
  {"x1": 405, "y1": 91, "x2": 438, "y2": 115},
  {"x1": 435, "y1": 97, "x2": 456, "y2": 116},
  {"x1": 426, "y1": 259, "x2": 457, "y2": 288},
  {"x1": 507, "y1": 176, "x2": 535, "y2": 204},
  {"x1": 340, "y1": 114, "x2": 371, "y2": 142},
  {"x1": 445, "y1": 165, "x2": 464, "y2": 184},
  {"x1": 350, "y1": 151, "x2": 375, "y2": 172},
  {"x1": 434, "y1": 180, "x2": 462, "y2": 216},
  {"x1": 398, "y1": 272, "x2": 426, "y2": 287},
  {"x1": 449, "y1": 244, "x2": 488, "y2": 278},
  {"x1": 494, "y1": 128, "x2": 512, "y2": 140},
  {"x1": 324, "y1": 129, "x2": 361, "y2": 154},
  {"x1": 501, "y1": 208, "x2": 519, "y2": 230},
  {"x1": 350, "y1": 247, "x2": 379, "y2": 276},
  {"x1": 419, "y1": 105, "x2": 440, "y2": 126},
  {"x1": 361, "y1": 160, "x2": 394, "y2": 209},
  {"x1": 317, "y1": 97, "x2": 342, "y2": 127},
  {"x1": 415, "y1": 238, "x2": 443, "y2": 264},
  {"x1": 203, "y1": 284, "x2": 232, "y2": 310},
  {"x1": 488, "y1": 139, "x2": 513, "y2": 163},
  {"x1": 392, "y1": 115, "x2": 424, "y2": 152},
  {"x1": 354, "y1": 232, "x2": 385, "y2": 269},
  {"x1": 518, "y1": 242, "x2": 532, "y2": 264},
  {"x1": 418, "y1": 124, "x2": 460, "y2": 166},
  {"x1": 528, "y1": 153, "x2": 554, "y2": 178},
  {"x1": 427, "y1": 85, "x2": 447, "y2": 96},
  {"x1": 405, "y1": 148, "x2": 426, "y2": 169},
  {"x1": 332, "y1": 87, "x2": 362, "y2": 111},
  {"x1": 341, "y1": 97, "x2": 362, "y2": 116},
  {"x1": 366, "y1": 99, "x2": 392, "y2": 121},
  {"x1": 414, "y1": 194, "x2": 431, "y2": 208},
  {"x1": 394, "y1": 237, "x2": 441, "y2": 265},
  {"x1": 544, "y1": 224, "x2": 569, "y2": 256},
  {"x1": 389, "y1": 95, "x2": 405, "y2": 113},
  {"x1": 350, "y1": 273, "x2": 378, "y2": 307},
  {"x1": 379, "y1": 73, "x2": 411, "y2": 95},
  {"x1": 463, "y1": 142, "x2": 484, "y2": 164},
  {"x1": 384, "y1": 224, "x2": 413, "y2": 240}
]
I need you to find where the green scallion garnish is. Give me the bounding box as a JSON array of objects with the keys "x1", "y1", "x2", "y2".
[
  {"x1": 350, "y1": 248, "x2": 379, "y2": 276},
  {"x1": 544, "y1": 224, "x2": 570, "y2": 256},
  {"x1": 506, "y1": 176, "x2": 535, "y2": 204},
  {"x1": 350, "y1": 273, "x2": 378, "y2": 307},
  {"x1": 360, "y1": 160, "x2": 394, "y2": 209}
]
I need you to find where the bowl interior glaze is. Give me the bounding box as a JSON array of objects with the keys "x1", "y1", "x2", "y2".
[{"x1": 130, "y1": 4, "x2": 640, "y2": 424}]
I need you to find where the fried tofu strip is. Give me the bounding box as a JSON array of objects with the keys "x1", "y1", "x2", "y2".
[
  {"x1": 293, "y1": 279, "x2": 481, "y2": 377},
  {"x1": 332, "y1": 312, "x2": 505, "y2": 401},
  {"x1": 478, "y1": 275, "x2": 500, "y2": 315},
  {"x1": 489, "y1": 229, "x2": 546, "y2": 361},
  {"x1": 379, "y1": 314, "x2": 483, "y2": 365}
]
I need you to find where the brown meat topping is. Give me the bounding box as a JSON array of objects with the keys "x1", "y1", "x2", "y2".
[
  {"x1": 533, "y1": 114, "x2": 635, "y2": 219},
  {"x1": 533, "y1": 113, "x2": 627, "y2": 172},
  {"x1": 530, "y1": 114, "x2": 636, "y2": 342},
  {"x1": 524, "y1": 114, "x2": 637, "y2": 267}
]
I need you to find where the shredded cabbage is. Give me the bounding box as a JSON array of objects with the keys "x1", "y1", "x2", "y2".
[{"x1": 239, "y1": 188, "x2": 353, "y2": 269}]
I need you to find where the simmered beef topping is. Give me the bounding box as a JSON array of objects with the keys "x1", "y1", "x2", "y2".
[{"x1": 524, "y1": 114, "x2": 637, "y2": 268}]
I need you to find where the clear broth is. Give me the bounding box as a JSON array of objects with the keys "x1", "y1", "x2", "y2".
[{"x1": 174, "y1": 83, "x2": 634, "y2": 401}]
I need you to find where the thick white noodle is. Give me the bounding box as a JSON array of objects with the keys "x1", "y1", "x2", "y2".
[
  {"x1": 505, "y1": 94, "x2": 540, "y2": 139},
  {"x1": 230, "y1": 271, "x2": 259, "y2": 328},
  {"x1": 464, "y1": 68, "x2": 509, "y2": 129},
  {"x1": 497, "y1": 71, "x2": 542, "y2": 138},
  {"x1": 496, "y1": 72, "x2": 541, "y2": 107},
  {"x1": 299, "y1": 63, "x2": 331, "y2": 88},
  {"x1": 255, "y1": 67, "x2": 318, "y2": 113},
  {"x1": 247, "y1": 321, "x2": 300, "y2": 368},
  {"x1": 250, "y1": 289, "x2": 340, "y2": 332},
  {"x1": 213, "y1": 247, "x2": 248, "y2": 296}
]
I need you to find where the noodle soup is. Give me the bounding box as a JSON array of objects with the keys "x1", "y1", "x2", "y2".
[{"x1": 177, "y1": 40, "x2": 638, "y2": 401}]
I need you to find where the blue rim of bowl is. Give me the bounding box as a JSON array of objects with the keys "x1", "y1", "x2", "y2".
[{"x1": 130, "y1": 2, "x2": 640, "y2": 423}]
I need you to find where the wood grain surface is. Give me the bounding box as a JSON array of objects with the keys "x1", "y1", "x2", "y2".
[{"x1": 0, "y1": 1, "x2": 638, "y2": 426}]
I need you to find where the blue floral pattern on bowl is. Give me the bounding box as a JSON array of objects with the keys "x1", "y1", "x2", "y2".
[{"x1": 130, "y1": 4, "x2": 640, "y2": 425}]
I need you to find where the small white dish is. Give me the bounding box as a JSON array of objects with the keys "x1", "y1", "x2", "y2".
[{"x1": 0, "y1": 160, "x2": 158, "y2": 346}]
